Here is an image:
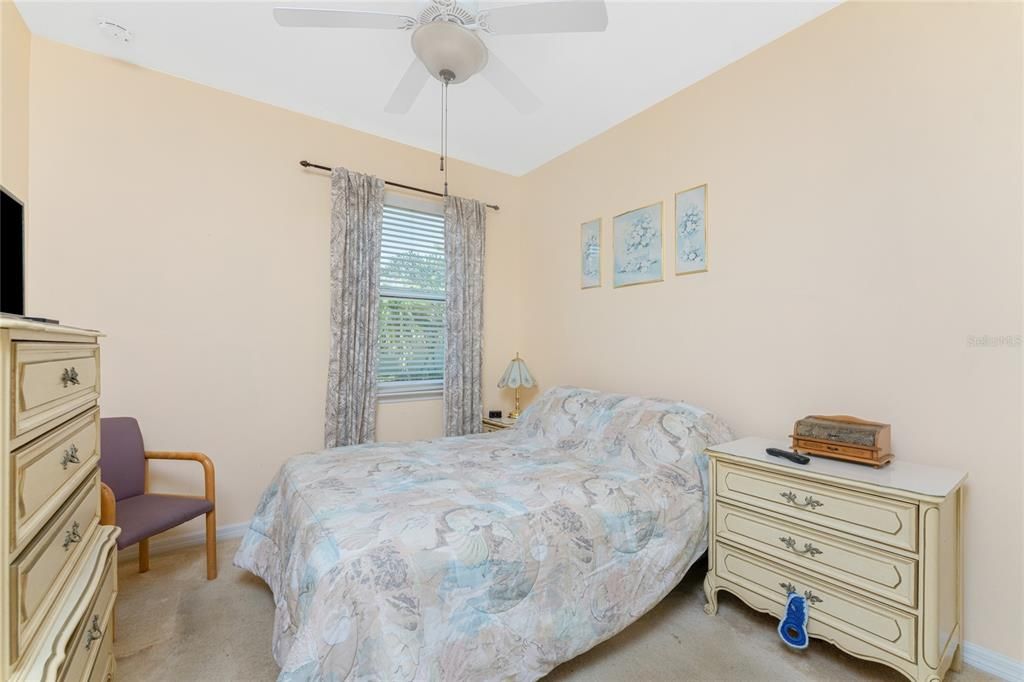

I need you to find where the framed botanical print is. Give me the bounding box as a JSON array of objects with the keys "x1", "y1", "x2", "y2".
[
  {"x1": 580, "y1": 219, "x2": 601, "y2": 289},
  {"x1": 613, "y1": 202, "x2": 663, "y2": 287},
  {"x1": 675, "y1": 184, "x2": 708, "y2": 275}
]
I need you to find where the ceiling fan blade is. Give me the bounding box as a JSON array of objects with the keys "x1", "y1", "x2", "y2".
[
  {"x1": 385, "y1": 59, "x2": 431, "y2": 114},
  {"x1": 481, "y1": 51, "x2": 541, "y2": 114},
  {"x1": 477, "y1": 1, "x2": 607, "y2": 35},
  {"x1": 273, "y1": 7, "x2": 415, "y2": 30}
]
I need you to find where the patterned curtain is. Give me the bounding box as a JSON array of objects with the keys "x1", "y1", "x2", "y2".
[
  {"x1": 443, "y1": 195, "x2": 487, "y2": 436},
  {"x1": 324, "y1": 168, "x2": 385, "y2": 447}
]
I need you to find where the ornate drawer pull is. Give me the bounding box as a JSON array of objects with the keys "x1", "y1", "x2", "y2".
[
  {"x1": 85, "y1": 615, "x2": 103, "y2": 650},
  {"x1": 61, "y1": 367, "x2": 80, "y2": 387},
  {"x1": 803, "y1": 590, "x2": 823, "y2": 604},
  {"x1": 779, "y1": 536, "x2": 823, "y2": 557},
  {"x1": 779, "y1": 582, "x2": 824, "y2": 604},
  {"x1": 61, "y1": 443, "x2": 81, "y2": 470},
  {"x1": 780, "y1": 491, "x2": 824, "y2": 509},
  {"x1": 63, "y1": 521, "x2": 82, "y2": 550}
]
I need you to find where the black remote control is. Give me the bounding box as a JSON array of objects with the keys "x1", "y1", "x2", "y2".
[{"x1": 765, "y1": 447, "x2": 811, "y2": 465}]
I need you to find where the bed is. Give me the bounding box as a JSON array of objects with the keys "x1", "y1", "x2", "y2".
[{"x1": 234, "y1": 386, "x2": 734, "y2": 681}]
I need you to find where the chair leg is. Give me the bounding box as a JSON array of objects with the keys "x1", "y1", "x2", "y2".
[
  {"x1": 139, "y1": 539, "x2": 150, "y2": 573},
  {"x1": 205, "y1": 510, "x2": 217, "y2": 580}
]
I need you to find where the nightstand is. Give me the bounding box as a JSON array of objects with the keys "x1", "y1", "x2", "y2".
[
  {"x1": 704, "y1": 437, "x2": 966, "y2": 682},
  {"x1": 482, "y1": 417, "x2": 515, "y2": 432}
]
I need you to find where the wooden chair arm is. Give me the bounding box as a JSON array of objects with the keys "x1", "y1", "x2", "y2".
[
  {"x1": 144, "y1": 451, "x2": 216, "y2": 504},
  {"x1": 99, "y1": 482, "x2": 116, "y2": 526}
]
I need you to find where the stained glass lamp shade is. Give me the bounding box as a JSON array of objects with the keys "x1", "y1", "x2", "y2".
[{"x1": 497, "y1": 353, "x2": 535, "y2": 419}]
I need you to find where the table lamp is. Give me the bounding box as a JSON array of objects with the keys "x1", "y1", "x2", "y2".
[{"x1": 497, "y1": 352, "x2": 534, "y2": 419}]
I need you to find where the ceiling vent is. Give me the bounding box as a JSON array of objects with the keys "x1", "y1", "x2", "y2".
[{"x1": 97, "y1": 19, "x2": 132, "y2": 43}]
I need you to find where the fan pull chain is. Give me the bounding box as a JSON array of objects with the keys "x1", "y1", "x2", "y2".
[
  {"x1": 439, "y1": 77, "x2": 445, "y2": 175},
  {"x1": 443, "y1": 77, "x2": 449, "y2": 198}
]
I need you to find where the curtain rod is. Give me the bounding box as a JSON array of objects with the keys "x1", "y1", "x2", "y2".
[{"x1": 298, "y1": 160, "x2": 499, "y2": 211}]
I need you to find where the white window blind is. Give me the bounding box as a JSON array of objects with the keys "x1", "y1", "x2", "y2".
[{"x1": 378, "y1": 198, "x2": 445, "y2": 393}]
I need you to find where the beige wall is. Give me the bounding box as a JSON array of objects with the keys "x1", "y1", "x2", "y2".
[
  {"x1": 520, "y1": 1, "x2": 1022, "y2": 661},
  {"x1": 25, "y1": 37, "x2": 523, "y2": 538},
  {"x1": 0, "y1": 0, "x2": 30, "y2": 199},
  {"x1": 18, "y1": 0, "x2": 1023, "y2": 662}
]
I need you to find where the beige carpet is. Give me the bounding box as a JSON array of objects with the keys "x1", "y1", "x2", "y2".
[{"x1": 114, "y1": 539, "x2": 996, "y2": 682}]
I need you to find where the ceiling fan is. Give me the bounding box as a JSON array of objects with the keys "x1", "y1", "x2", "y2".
[{"x1": 273, "y1": 0, "x2": 609, "y2": 114}]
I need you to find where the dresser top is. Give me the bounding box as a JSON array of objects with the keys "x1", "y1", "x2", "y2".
[
  {"x1": 0, "y1": 316, "x2": 101, "y2": 337},
  {"x1": 707, "y1": 436, "x2": 967, "y2": 499}
]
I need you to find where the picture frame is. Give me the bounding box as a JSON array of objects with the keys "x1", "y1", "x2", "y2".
[
  {"x1": 613, "y1": 202, "x2": 663, "y2": 288},
  {"x1": 675, "y1": 184, "x2": 708, "y2": 275},
  {"x1": 580, "y1": 218, "x2": 602, "y2": 289}
]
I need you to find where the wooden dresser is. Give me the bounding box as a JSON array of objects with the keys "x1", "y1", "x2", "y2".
[
  {"x1": 704, "y1": 437, "x2": 965, "y2": 682},
  {"x1": 1, "y1": 319, "x2": 119, "y2": 681}
]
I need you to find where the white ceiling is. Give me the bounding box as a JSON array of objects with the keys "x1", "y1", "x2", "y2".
[{"x1": 16, "y1": 1, "x2": 837, "y2": 175}]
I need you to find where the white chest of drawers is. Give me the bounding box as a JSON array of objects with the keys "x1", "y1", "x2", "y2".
[
  {"x1": 704, "y1": 437, "x2": 965, "y2": 682},
  {"x1": 1, "y1": 319, "x2": 120, "y2": 682}
]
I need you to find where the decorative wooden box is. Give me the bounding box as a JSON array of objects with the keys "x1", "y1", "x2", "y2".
[{"x1": 791, "y1": 415, "x2": 893, "y2": 468}]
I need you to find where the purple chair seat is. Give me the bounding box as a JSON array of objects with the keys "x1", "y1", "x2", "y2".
[{"x1": 115, "y1": 494, "x2": 214, "y2": 549}]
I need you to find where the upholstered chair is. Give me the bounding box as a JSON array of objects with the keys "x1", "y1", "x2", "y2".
[{"x1": 98, "y1": 417, "x2": 218, "y2": 580}]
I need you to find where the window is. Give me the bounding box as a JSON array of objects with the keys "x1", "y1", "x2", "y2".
[{"x1": 377, "y1": 193, "x2": 445, "y2": 400}]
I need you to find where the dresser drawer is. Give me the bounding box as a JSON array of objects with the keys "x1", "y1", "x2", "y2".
[
  {"x1": 88, "y1": 642, "x2": 114, "y2": 682},
  {"x1": 10, "y1": 471, "x2": 101, "y2": 662},
  {"x1": 715, "y1": 501, "x2": 918, "y2": 608},
  {"x1": 715, "y1": 462, "x2": 918, "y2": 552},
  {"x1": 716, "y1": 543, "x2": 917, "y2": 663},
  {"x1": 59, "y1": 546, "x2": 115, "y2": 682},
  {"x1": 11, "y1": 408, "x2": 101, "y2": 554},
  {"x1": 85, "y1": 627, "x2": 113, "y2": 682},
  {"x1": 11, "y1": 342, "x2": 100, "y2": 444}
]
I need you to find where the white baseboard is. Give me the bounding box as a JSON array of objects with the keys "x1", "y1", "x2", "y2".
[
  {"x1": 964, "y1": 643, "x2": 1024, "y2": 681},
  {"x1": 116, "y1": 521, "x2": 249, "y2": 563},
  {"x1": 115, "y1": 526, "x2": 1024, "y2": 682}
]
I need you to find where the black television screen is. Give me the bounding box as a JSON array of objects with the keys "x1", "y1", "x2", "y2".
[{"x1": 2, "y1": 187, "x2": 25, "y2": 316}]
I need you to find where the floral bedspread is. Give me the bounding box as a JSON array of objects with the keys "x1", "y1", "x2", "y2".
[{"x1": 234, "y1": 386, "x2": 733, "y2": 681}]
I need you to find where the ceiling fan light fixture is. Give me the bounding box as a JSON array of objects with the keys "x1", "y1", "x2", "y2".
[{"x1": 411, "y1": 22, "x2": 488, "y2": 84}]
